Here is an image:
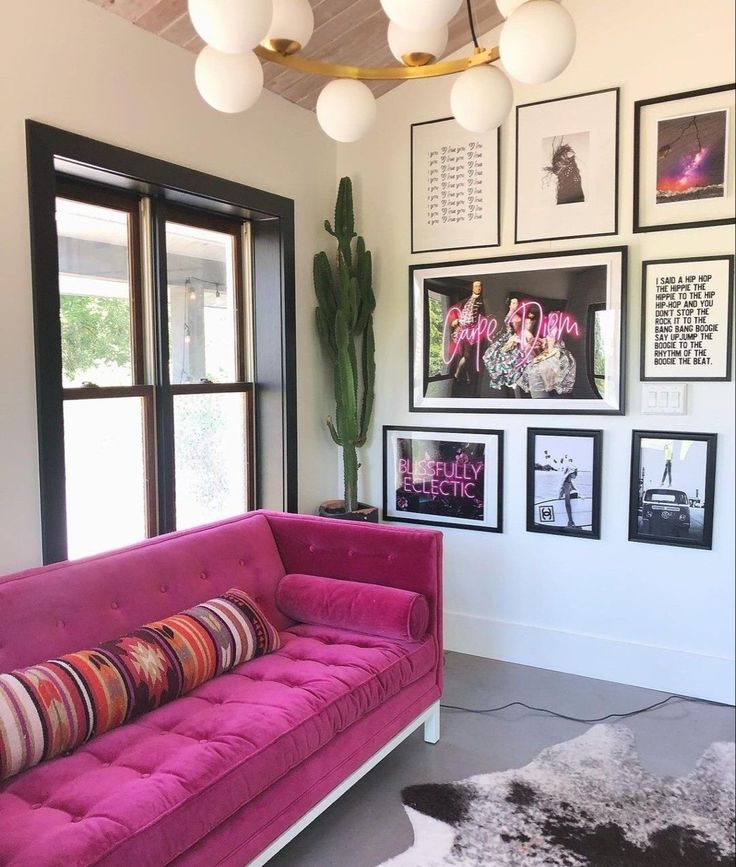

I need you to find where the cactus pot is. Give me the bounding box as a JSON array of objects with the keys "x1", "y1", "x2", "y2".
[{"x1": 318, "y1": 499, "x2": 379, "y2": 523}]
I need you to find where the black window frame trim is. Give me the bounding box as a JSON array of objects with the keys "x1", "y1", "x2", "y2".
[{"x1": 26, "y1": 120, "x2": 298, "y2": 564}]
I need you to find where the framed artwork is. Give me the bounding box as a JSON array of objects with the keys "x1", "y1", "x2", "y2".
[
  {"x1": 526, "y1": 428, "x2": 602, "y2": 539},
  {"x1": 634, "y1": 83, "x2": 735, "y2": 233},
  {"x1": 382, "y1": 426, "x2": 503, "y2": 532},
  {"x1": 628, "y1": 431, "x2": 717, "y2": 550},
  {"x1": 641, "y1": 255, "x2": 734, "y2": 381},
  {"x1": 411, "y1": 117, "x2": 500, "y2": 254},
  {"x1": 515, "y1": 88, "x2": 619, "y2": 243},
  {"x1": 409, "y1": 247, "x2": 627, "y2": 415}
]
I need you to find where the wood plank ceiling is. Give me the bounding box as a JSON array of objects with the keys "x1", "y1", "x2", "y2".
[{"x1": 87, "y1": 0, "x2": 503, "y2": 110}]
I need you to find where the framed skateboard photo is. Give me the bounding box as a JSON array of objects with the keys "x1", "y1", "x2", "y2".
[{"x1": 526, "y1": 428, "x2": 602, "y2": 539}]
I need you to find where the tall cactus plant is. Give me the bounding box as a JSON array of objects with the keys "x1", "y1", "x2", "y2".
[{"x1": 314, "y1": 177, "x2": 375, "y2": 513}]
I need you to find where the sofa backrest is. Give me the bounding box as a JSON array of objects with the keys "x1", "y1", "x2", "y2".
[{"x1": 0, "y1": 513, "x2": 291, "y2": 673}]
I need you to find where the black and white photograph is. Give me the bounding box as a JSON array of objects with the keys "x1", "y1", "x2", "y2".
[
  {"x1": 634, "y1": 83, "x2": 735, "y2": 232},
  {"x1": 641, "y1": 255, "x2": 734, "y2": 381},
  {"x1": 410, "y1": 248, "x2": 627, "y2": 415},
  {"x1": 515, "y1": 88, "x2": 619, "y2": 243},
  {"x1": 383, "y1": 426, "x2": 503, "y2": 533},
  {"x1": 526, "y1": 428, "x2": 602, "y2": 539},
  {"x1": 629, "y1": 431, "x2": 717, "y2": 549},
  {"x1": 411, "y1": 117, "x2": 500, "y2": 254}
]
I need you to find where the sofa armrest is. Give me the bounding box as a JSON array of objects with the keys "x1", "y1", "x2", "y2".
[{"x1": 263, "y1": 512, "x2": 443, "y2": 687}]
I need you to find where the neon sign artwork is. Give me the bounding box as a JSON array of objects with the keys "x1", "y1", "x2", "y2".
[
  {"x1": 398, "y1": 456, "x2": 483, "y2": 500},
  {"x1": 443, "y1": 300, "x2": 580, "y2": 373}
]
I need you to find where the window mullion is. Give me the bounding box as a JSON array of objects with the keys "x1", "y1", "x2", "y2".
[{"x1": 150, "y1": 197, "x2": 177, "y2": 535}]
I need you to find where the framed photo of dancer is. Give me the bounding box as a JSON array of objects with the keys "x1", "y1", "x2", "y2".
[
  {"x1": 628, "y1": 431, "x2": 717, "y2": 550},
  {"x1": 515, "y1": 88, "x2": 619, "y2": 243},
  {"x1": 526, "y1": 428, "x2": 602, "y2": 539},
  {"x1": 409, "y1": 247, "x2": 627, "y2": 415},
  {"x1": 641, "y1": 255, "x2": 734, "y2": 381},
  {"x1": 411, "y1": 117, "x2": 501, "y2": 254},
  {"x1": 634, "y1": 83, "x2": 735, "y2": 233},
  {"x1": 383, "y1": 426, "x2": 503, "y2": 533}
]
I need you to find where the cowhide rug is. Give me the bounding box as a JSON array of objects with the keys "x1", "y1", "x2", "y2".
[{"x1": 378, "y1": 725, "x2": 735, "y2": 866}]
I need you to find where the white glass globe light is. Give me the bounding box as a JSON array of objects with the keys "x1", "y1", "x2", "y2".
[
  {"x1": 188, "y1": 0, "x2": 273, "y2": 53},
  {"x1": 450, "y1": 65, "x2": 513, "y2": 133},
  {"x1": 387, "y1": 21, "x2": 448, "y2": 65},
  {"x1": 262, "y1": 0, "x2": 315, "y2": 53},
  {"x1": 380, "y1": 0, "x2": 463, "y2": 32},
  {"x1": 316, "y1": 80, "x2": 377, "y2": 143},
  {"x1": 496, "y1": 0, "x2": 559, "y2": 18},
  {"x1": 195, "y1": 47, "x2": 264, "y2": 113},
  {"x1": 499, "y1": 0, "x2": 575, "y2": 84}
]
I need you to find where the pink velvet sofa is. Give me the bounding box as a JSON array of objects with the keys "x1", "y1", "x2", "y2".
[{"x1": 0, "y1": 511, "x2": 443, "y2": 866}]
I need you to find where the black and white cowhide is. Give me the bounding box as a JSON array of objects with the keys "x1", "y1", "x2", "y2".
[{"x1": 379, "y1": 725, "x2": 735, "y2": 866}]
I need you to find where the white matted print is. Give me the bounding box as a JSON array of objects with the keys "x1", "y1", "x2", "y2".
[
  {"x1": 411, "y1": 118, "x2": 500, "y2": 254},
  {"x1": 641, "y1": 256, "x2": 734, "y2": 381},
  {"x1": 634, "y1": 84, "x2": 735, "y2": 232},
  {"x1": 515, "y1": 88, "x2": 619, "y2": 243},
  {"x1": 382, "y1": 426, "x2": 503, "y2": 533},
  {"x1": 409, "y1": 247, "x2": 627, "y2": 415},
  {"x1": 526, "y1": 428, "x2": 602, "y2": 539},
  {"x1": 629, "y1": 431, "x2": 717, "y2": 550}
]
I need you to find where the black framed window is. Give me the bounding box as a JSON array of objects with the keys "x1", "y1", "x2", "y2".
[
  {"x1": 53, "y1": 182, "x2": 255, "y2": 558},
  {"x1": 27, "y1": 122, "x2": 297, "y2": 564}
]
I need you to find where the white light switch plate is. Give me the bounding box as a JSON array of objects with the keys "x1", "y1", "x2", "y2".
[{"x1": 641, "y1": 383, "x2": 688, "y2": 415}]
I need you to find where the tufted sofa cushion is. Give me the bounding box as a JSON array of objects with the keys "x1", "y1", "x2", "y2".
[{"x1": 0, "y1": 624, "x2": 436, "y2": 867}]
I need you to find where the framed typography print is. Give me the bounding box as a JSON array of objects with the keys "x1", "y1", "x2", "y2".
[
  {"x1": 634, "y1": 83, "x2": 735, "y2": 232},
  {"x1": 515, "y1": 88, "x2": 619, "y2": 243},
  {"x1": 641, "y1": 255, "x2": 734, "y2": 381},
  {"x1": 411, "y1": 117, "x2": 500, "y2": 254},
  {"x1": 628, "y1": 431, "x2": 717, "y2": 549},
  {"x1": 526, "y1": 428, "x2": 602, "y2": 539},
  {"x1": 409, "y1": 247, "x2": 627, "y2": 415},
  {"x1": 383, "y1": 426, "x2": 503, "y2": 532}
]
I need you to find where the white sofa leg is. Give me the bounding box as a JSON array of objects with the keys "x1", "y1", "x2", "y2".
[{"x1": 423, "y1": 701, "x2": 440, "y2": 744}]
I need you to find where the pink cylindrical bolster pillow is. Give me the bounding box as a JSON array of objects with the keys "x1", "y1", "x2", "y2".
[{"x1": 276, "y1": 573, "x2": 430, "y2": 641}]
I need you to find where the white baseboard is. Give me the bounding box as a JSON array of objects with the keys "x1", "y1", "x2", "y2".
[{"x1": 444, "y1": 610, "x2": 735, "y2": 705}]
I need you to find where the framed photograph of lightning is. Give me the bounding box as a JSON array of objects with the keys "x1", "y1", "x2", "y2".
[
  {"x1": 409, "y1": 246, "x2": 627, "y2": 415},
  {"x1": 515, "y1": 88, "x2": 620, "y2": 243},
  {"x1": 634, "y1": 83, "x2": 735, "y2": 233}
]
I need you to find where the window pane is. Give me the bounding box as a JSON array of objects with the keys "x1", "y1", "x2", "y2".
[
  {"x1": 56, "y1": 198, "x2": 133, "y2": 387},
  {"x1": 174, "y1": 392, "x2": 249, "y2": 529},
  {"x1": 167, "y1": 222, "x2": 237, "y2": 384},
  {"x1": 64, "y1": 398, "x2": 148, "y2": 558}
]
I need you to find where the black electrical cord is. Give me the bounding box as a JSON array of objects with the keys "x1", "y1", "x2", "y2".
[
  {"x1": 465, "y1": 0, "x2": 480, "y2": 49},
  {"x1": 440, "y1": 693, "x2": 731, "y2": 725}
]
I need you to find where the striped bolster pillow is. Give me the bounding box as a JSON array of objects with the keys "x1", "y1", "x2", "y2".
[{"x1": 0, "y1": 588, "x2": 280, "y2": 781}]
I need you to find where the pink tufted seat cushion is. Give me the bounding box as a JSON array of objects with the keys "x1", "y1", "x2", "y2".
[{"x1": 0, "y1": 624, "x2": 436, "y2": 867}]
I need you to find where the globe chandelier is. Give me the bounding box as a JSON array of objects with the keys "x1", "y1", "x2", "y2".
[{"x1": 189, "y1": 0, "x2": 576, "y2": 142}]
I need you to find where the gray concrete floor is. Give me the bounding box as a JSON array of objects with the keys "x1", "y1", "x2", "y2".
[{"x1": 269, "y1": 652, "x2": 735, "y2": 867}]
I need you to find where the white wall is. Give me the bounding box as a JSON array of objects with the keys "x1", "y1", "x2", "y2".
[
  {"x1": 0, "y1": 0, "x2": 338, "y2": 571},
  {"x1": 337, "y1": 0, "x2": 736, "y2": 702}
]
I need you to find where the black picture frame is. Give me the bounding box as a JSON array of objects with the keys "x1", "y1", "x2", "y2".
[
  {"x1": 382, "y1": 425, "x2": 504, "y2": 533},
  {"x1": 526, "y1": 428, "x2": 602, "y2": 539},
  {"x1": 515, "y1": 87, "x2": 620, "y2": 244},
  {"x1": 628, "y1": 430, "x2": 717, "y2": 550},
  {"x1": 410, "y1": 117, "x2": 501, "y2": 254},
  {"x1": 409, "y1": 246, "x2": 628, "y2": 415},
  {"x1": 633, "y1": 83, "x2": 736, "y2": 233},
  {"x1": 640, "y1": 255, "x2": 735, "y2": 382}
]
